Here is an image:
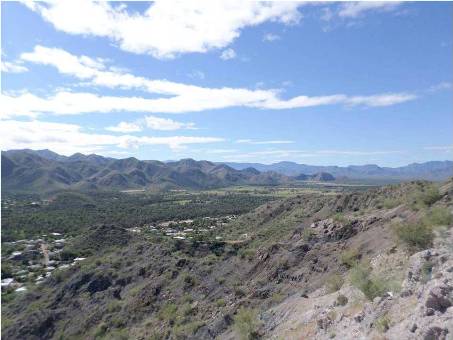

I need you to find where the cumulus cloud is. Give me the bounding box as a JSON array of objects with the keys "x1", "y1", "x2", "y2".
[
  {"x1": 22, "y1": 1, "x2": 302, "y2": 59},
  {"x1": 1, "y1": 61, "x2": 28, "y2": 73},
  {"x1": 338, "y1": 2, "x2": 402, "y2": 18},
  {"x1": 0, "y1": 119, "x2": 223, "y2": 154},
  {"x1": 220, "y1": 48, "x2": 236, "y2": 60}
]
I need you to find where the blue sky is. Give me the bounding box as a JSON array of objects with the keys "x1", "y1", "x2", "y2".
[{"x1": 1, "y1": 1, "x2": 452, "y2": 166}]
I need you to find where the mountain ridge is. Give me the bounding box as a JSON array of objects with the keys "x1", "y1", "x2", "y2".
[
  {"x1": 1, "y1": 149, "x2": 291, "y2": 193},
  {"x1": 223, "y1": 160, "x2": 453, "y2": 181}
]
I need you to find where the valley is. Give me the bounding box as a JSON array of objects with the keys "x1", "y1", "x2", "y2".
[{"x1": 2, "y1": 163, "x2": 452, "y2": 339}]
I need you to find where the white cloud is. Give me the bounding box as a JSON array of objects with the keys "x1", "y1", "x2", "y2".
[
  {"x1": 0, "y1": 119, "x2": 223, "y2": 154},
  {"x1": 22, "y1": 1, "x2": 302, "y2": 59},
  {"x1": 1, "y1": 88, "x2": 417, "y2": 120},
  {"x1": 220, "y1": 48, "x2": 236, "y2": 60},
  {"x1": 236, "y1": 139, "x2": 294, "y2": 145},
  {"x1": 9, "y1": 45, "x2": 418, "y2": 118},
  {"x1": 145, "y1": 115, "x2": 195, "y2": 131},
  {"x1": 105, "y1": 121, "x2": 142, "y2": 133},
  {"x1": 338, "y1": 2, "x2": 402, "y2": 18},
  {"x1": 1, "y1": 61, "x2": 28, "y2": 73},
  {"x1": 263, "y1": 33, "x2": 280, "y2": 42},
  {"x1": 106, "y1": 116, "x2": 195, "y2": 133}
]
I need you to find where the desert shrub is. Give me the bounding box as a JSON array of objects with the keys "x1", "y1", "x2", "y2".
[
  {"x1": 409, "y1": 185, "x2": 441, "y2": 210},
  {"x1": 423, "y1": 207, "x2": 453, "y2": 226},
  {"x1": 383, "y1": 198, "x2": 401, "y2": 209},
  {"x1": 59, "y1": 249, "x2": 79, "y2": 261},
  {"x1": 340, "y1": 248, "x2": 360, "y2": 268},
  {"x1": 375, "y1": 314, "x2": 390, "y2": 333},
  {"x1": 180, "y1": 302, "x2": 196, "y2": 317},
  {"x1": 182, "y1": 273, "x2": 197, "y2": 288},
  {"x1": 349, "y1": 262, "x2": 388, "y2": 300},
  {"x1": 326, "y1": 274, "x2": 344, "y2": 293},
  {"x1": 394, "y1": 222, "x2": 433, "y2": 251},
  {"x1": 421, "y1": 261, "x2": 434, "y2": 283},
  {"x1": 1, "y1": 263, "x2": 13, "y2": 278},
  {"x1": 173, "y1": 320, "x2": 206, "y2": 337},
  {"x1": 158, "y1": 303, "x2": 178, "y2": 322},
  {"x1": 234, "y1": 287, "x2": 246, "y2": 298},
  {"x1": 271, "y1": 292, "x2": 286, "y2": 304},
  {"x1": 336, "y1": 294, "x2": 348, "y2": 306},
  {"x1": 302, "y1": 228, "x2": 316, "y2": 241},
  {"x1": 234, "y1": 308, "x2": 261, "y2": 340},
  {"x1": 238, "y1": 248, "x2": 256, "y2": 260},
  {"x1": 420, "y1": 186, "x2": 441, "y2": 206},
  {"x1": 216, "y1": 298, "x2": 226, "y2": 307},
  {"x1": 333, "y1": 213, "x2": 348, "y2": 224},
  {"x1": 106, "y1": 300, "x2": 122, "y2": 313},
  {"x1": 94, "y1": 322, "x2": 108, "y2": 338}
]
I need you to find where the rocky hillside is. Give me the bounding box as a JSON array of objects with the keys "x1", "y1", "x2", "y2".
[
  {"x1": 2, "y1": 179, "x2": 452, "y2": 339},
  {"x1": 1, "y1": 149, "x2": 290, "y2": 192}
]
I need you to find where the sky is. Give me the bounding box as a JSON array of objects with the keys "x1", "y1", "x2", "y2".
[{"x1": 1, "y1": 1, "x2": 452, "y2": 167}]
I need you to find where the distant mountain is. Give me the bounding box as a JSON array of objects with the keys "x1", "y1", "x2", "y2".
[
  {"x1": 294, "y1": 172, "x2": 335, "y2": 182},
  {"x1": 224, "y1": 160, "x2": 453, "y2": 181},
  {"x1": 1, "y1": 150, "x2": 290, "y2": 193}
]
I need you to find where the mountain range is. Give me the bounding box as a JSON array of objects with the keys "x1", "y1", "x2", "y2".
[
  {"x1": 1, "y1": 149, "x2": 291, "y2": 193},
  {"x1": 2, "y1": 149, "x2": 452, "y2": 193},
  {"x1": 223, "y1": 160, "x2": 453, "y2": 181}
]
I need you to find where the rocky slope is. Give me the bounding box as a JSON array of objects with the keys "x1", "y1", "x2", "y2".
[{"x1": 2, "y1": 179, "x2": 452, "y2": 339}]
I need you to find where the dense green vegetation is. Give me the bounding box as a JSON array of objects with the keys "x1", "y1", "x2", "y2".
[{"x1": 1, "y1": 190, "x2": 275, "y2": 241}]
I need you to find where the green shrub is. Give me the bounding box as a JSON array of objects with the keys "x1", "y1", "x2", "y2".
[
  {"x1": 333, "y1": 213, "x2": 348, "y2": 224},
  {"x1": 336, "y1": 294, "x2": 348, "y2": 306},
  {"x1": 340, "y1": 248, "x2": 360, "y2": 268},
  {"x1": 383, "y1": 198, "x2": 401, "y2": 209},
  {"x1": 421, "y1": 261, "x2": 434, "y2": 283},
  {"x1": 375, "y1": 314, "x2": 390, "y2": 333},
  {"x1": 173, "y1": 320, "x2": 205, "y2": 337},
  {"x1": 409, "y1": 185, "x2": 442, "y2": 210},
  {"x1": 394, "y1": 222, "x2": 433, "y2": 251},
  {"x1": 94, "y1": 322, "x2": 108, "y2": 338},
  {"x1": 326, "y1": 274, "x2": 344, "y2": 293},
  {"x1": 302, "y1": 228, "x2": 316, "y2": 241},
  {"x1": 158, "y1": 303, "x2": 178, "y2": 322},
  {"x1": 420, "y1": 186, "x2": 441, "y2": 206},
  {"x1": 234, "y1": 308, "x2": 261, "y2": 340},
  {"x1": 106, "y1": 300, "x2": 122, "y2": 313},
  {"x1": 423, "y1": 207, "x2": 452, "y2": 226},
  {"x1": 182, "y1": 273, "x2": 197, "y2": 288},
  {"x1": 216, "y1": 298, "x2": 226, "y2": 307},
  {"x1": 349, "y1": 262, "x2": 388, "y2": 300}
]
